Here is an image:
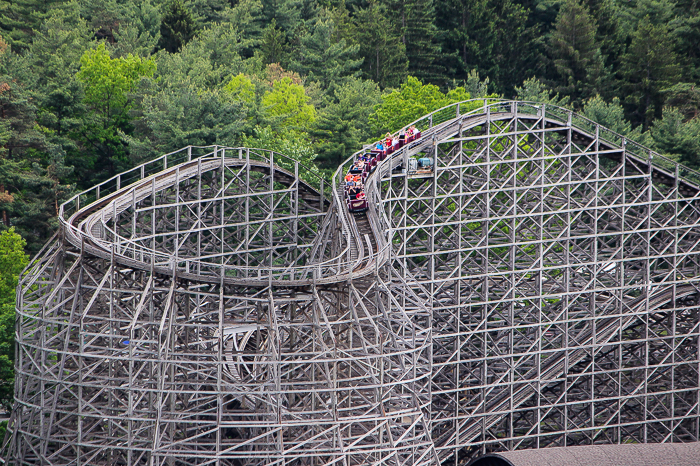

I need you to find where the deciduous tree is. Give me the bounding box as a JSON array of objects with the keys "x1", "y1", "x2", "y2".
[
  {"x1": 261, "y1": 76, "x2": 316, "y2": 129},
  {"x1": 0, "y1": 228, "x2": 28, "y2": 412}
]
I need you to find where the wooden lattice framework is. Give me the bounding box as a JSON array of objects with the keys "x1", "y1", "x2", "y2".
[{"x1": 4, "y1": 101, "x2": 700, "y2": 465}]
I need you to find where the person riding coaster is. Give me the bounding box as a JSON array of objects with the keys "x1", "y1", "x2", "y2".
[
  {"x1": 349, "y1": 161, "x2": 364, "y2": 174},
  {"x1": 345, "y1": 127, "x2": 426, "y2": 214}
]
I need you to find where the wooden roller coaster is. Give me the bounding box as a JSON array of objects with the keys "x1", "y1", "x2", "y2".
[{"x1": 5, "y1": 100, "x2": 700, "y2": 466}]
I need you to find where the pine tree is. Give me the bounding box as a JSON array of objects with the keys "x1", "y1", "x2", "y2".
[
  {"x1": 581, "y1": 95, "x2": 645, "y2": 140},
  {"x1": 671, "y1": 12, "x2": 700, "y2": 82},
  {"x1": 0, "y1": 56, "x2": 72, "y2": 252},
  {"x1": 435, "y1": 0, "x2": 542, "y2": 96},
  {"x1": 0, "y1": 0, "x2": 66, "y2": 51},
  {"x1": 310, "y1": 77, "x2": 381, "y2": 168},
  {"x1": 353, "y1": 0, "x2": 408, "y2": 88},
  {"x1": 383, "y1": 0, "x2": 442, "y2": 83},
  {"x1": 260, "y1": 0, "x2": 320, "y2": 43},
  {"x1": 157, "y1": 0, "x2": 198, "y2": 53},
  {"x1": 648, "y1": 106, "x2": 700, "y2": 168},
  {"x1": 126, "y1": 87, "x2": 246, "y2": 163},
  {"x1": 548, "y1": 0, "x2": 606, "y2": 106},
  {"x1": 224, "y1": 0, "x2": 266, "y2": 59},
  {"x1": 621, "y1": 16, "x2": 681, "y2": 129},
  {"x1": 260, "y1": 18, "x2": 287, "y2": 65},
  {"x1": 586, "y1": 0, "x2": 624, "y2": 79},
  {"x1": 663, "y1": 82, "x2": 700, "y2": 120},
  {"x1": 288, "y1": 11, "x2": 362, "y2": 91}
]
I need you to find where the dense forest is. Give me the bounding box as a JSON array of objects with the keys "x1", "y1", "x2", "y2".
[{"x1": 0, "y1": 0, "x2": 699, "y2": 415}]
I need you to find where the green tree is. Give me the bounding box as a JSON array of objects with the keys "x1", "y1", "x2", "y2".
[
  {"x1": 435, "y1": 0, "x2": 542, "y2": 95},
  {"x1": 671, "y1": 12, "x2": 700, "y2": 82},
  {"x1": 155, "y1": 23, "x2": 246, "y2": 92},
  {"x1": 621, "y1": 16, "x2": 681, "y2": 129},
  {"x1": 515, "y1": 76, "x2": 570, "y2": 106},
  {"x1": 0, "y1": 228, "x2": 29, "y2": 413},
  {"x1": 662, "y1": 82, "x2": 700, "y2": 120},
  {"x1": 548, "y1": 0, "x2": 606, "y2": 105},
  {"x1": 648, "y1": 106, "x2": 700, "y2": 168},
  {"x1": 261, "y1": 77, "x2": 316, "y2": 129},
  {"x1": 464, "y1": 69, "x2": 491, "y2": 98},
  {"x1": 260, "y1": 18, "x2": 286, "y2": 65},
  {"x1": 310, "y1": 77, "x2": 381, "y2": 168},
  {"x1": 75, "y1": 43, "x2": 156, "y2": 186},
  {"x1": 79, "y1": 0, "x2": 124, "y2": 43},
  {"x1": 586, "y1": 0, "x2": 623, "y2": 77},
  {"x1": 288, "y1": 11, "x2": 362, "y2": 91},
  {"x1": 157, "y1": 0, "x2": 198, "y2": 53},
  {"x1": 224, "y1": 73, "x2": 256, "y2": 107},
  {"x1": 224, "y1": 0, "x2": 266, "y2": 59},
  {"x1": 618, "y1": 0, "x2": 677, "y2": 34},
  {"x1": 189, "y1": 0, "x2": 232, "y2": 24},
  {"x1": 0, "y1": 57, "x2": 72, "y2": 252},
  {"x1": 259, "y1": 0, "x2": 320, "y2": 43},
  {"x1": 111, "y1": 0, "x2": 162, "y2": 57},
  {"x1": 352, "y1": 0, "x2": 408, "y2": 88},
  {"x1": 127, "y1": 85, "x2": 246, "y2": 164},
  {"x1": 0, "y1": 0, "x2": 67, "y2": 51},
  {"x1": 581, "y1": 95, "x2": 645, "y2": 141},
  {"x1": 384, "y1": 0, "x2": 442, "y2": 82},
  {"x1": 241, "y1": 125, "x2": 320, "y2": 183},
  {"x1": 368, "y1": 75, "x2": 486, "y2": 134}
]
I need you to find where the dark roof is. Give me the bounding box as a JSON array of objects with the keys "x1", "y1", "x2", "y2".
[{"x1": 468, "y1": 442, "x2": 700, "y2": 466}]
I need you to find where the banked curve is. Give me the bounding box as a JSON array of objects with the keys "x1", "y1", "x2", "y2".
[{"x1": 59, "y1": 101, "x2": 700, "y2": 288}]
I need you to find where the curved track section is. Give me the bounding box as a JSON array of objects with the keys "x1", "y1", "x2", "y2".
[{"x1": 6, "y1": 102, "x2": 700, "y2": 465}]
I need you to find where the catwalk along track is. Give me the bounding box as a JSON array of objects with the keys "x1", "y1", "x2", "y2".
[{"x1": 5, "y1": 100, "x2": 700, "y2": 466}]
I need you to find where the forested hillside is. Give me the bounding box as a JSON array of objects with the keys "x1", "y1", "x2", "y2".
[{"x1": 1, "y1": 0, "x2": 699, "y2": 255}]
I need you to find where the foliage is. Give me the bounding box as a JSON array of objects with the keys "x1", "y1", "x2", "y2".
[
  {"x1": 548, "y1": 0, "x2": 605, "y2": 105},
  {"x1": 0, "y1": 228, "x2": 28, "y2": 412},
  {"x1": 127, "y1": 85, "x2": 246, "y2": 163},
  {"x1": 311, "y1": 77, "x2": 381, "y2": 168},
  {"x1": 369, "y1": 76, "x2": 489, "y2": 134},
  {"x1": 352, "y1": 0, "x2": 408, "y2": 88},
  {"x1": 515, "y1": 77, "x2": 570, "y2": 106},
  {"x1": 78, "y1": 43, "x2": 156, "y2": 117},
  {"x1": 582, "y1": 95, "x2": 635, "y2": 136},
  {"x1": 621, "y1": 16, "x2": 681, "y2": 130},
  {"x1": 435, "y1": 0, "x2": 542, "y2": 96},
  {"x1": 74, "y1": 43, "x2": 156, "y2": 185},
  {"x1": 647, "y1": 107, "x2": 700, "y2": 167},
  {"x1": 0, "y1": 0, "x2": 67, "y2": 51},
  {"x1": 662, "y1": 83, "x2": 700, "y2": 120},
  {"x1": 224, "y1": 73, "x2": 256, "y2": 109},
  {"x1": 157, "y1": 0, "x2": 197, "y2": 53},
  {"x1": 0, "y1": 59, "x2": 72, "y2": 252},
  {"x1": 385, "y1": 0, "x2": 441, "y2": 82},
  {"x1": 288, "y1": 10, "x2": 362, "y2": 91},
  {"x1": 0, "y1": 0, "x2": 700, "y2": 431},
  {"x1": 241, "y1": 125, "x2": 321, "y2": 184},
  {"x1": 261, "y1": 77, "x2": 316, "y2": 129},
  {"x1": 0, "y1": 0, "x2": 697, "y2": 263}
]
